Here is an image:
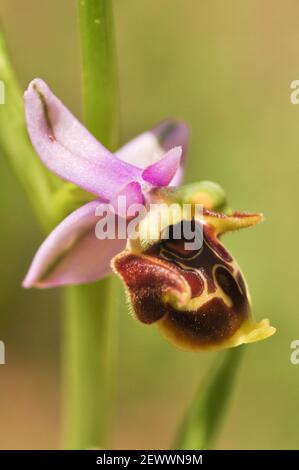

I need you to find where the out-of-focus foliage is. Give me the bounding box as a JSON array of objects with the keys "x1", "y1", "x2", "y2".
[
  {"x1": 0, "y1": 0, "x2": 297, "y2": 449},
  {"x1": 174, "y1": 348, "x2": 244, "y2": 450}
]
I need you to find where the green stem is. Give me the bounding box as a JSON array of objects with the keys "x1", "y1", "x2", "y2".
[
  {"x1": 0, "y1": 30, "x2": 58, "y2": 231},
  {"x1": 62, "y1": 0, "x2": 120, "y2": 449},
  {"x1": 78, "y1": 0, "x2": 119, "y2": 149},
  {"x1": 63, "y1": 280, "x2": 117, "y2": 449},
  {"x1": 174, "y1": 347, "x2": 244, "y2": 450}
]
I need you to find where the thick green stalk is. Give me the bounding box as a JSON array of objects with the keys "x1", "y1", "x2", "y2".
[
  {"x1": 174, "y1": 348, "x2": 244, "y2": 450},
  {"x1": 0, "y1": 31, "x2": 57, "y2": 231},
  {"x1": 63, "y1": 281, "x2": 116, "y2": 449},
  {"x1": 62, "y1": 0, "x2": 120, "y2": 449},
  {"x1": 78, "y1": 0, "x2": 119, "y2": 149}
]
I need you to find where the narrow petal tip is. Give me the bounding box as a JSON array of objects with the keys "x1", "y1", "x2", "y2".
[
  {"x1": 142, "y1": 146, "x2": 182, "y2": 187},
  {"x1": 24, "y1": 78, "x2": 47, "y2": 97},
  {"x1": 204, "y1": 210, "x2": 264, "y2": 235},
  {"x1": 116, "y1": 119, "x2": 189, "y2": 187},
  {"x1": 22, "y1": 276, "x2": 33, "y2": 289}
]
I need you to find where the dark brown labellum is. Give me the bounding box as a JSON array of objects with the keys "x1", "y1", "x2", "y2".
[{"x1": 112, "y1": 211, "x2": 275, "y2": 351}]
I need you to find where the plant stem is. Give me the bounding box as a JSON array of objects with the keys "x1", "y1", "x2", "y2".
[
  {"x1": 78, "y1": 0, "x2": 119, "y2": 150},
  {"x1": 63, "y1": 281, "x2": 116, "y2": 449},
  {"x1": 0, "y1": 30, "x2": 58, "y2": 231},
  {"x1": 62, "y1": 0, "x2": 120, "y2": 449}
]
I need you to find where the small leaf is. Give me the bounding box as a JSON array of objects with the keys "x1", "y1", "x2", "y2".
[{"x1": 174, "y1": 347, "x2": 244, "y2": 450}]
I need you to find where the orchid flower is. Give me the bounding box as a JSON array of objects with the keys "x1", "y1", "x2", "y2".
[
  {"x1": 22, "y1": 79, "x2": 188, "y2": 288},
  {"x1": 22, "y1": 79, "x2": 275, "y2": 352},
  {"x1": 112, "y1": 188, "x2": 276, "y2": 351}
]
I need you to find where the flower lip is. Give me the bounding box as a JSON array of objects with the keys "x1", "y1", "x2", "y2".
[
  {"x1": 111, "y1": 251, "x2": 192, "y2": 324},
  {"x1": 112, "y1": 208, "x2": 275, "y2": 351}
]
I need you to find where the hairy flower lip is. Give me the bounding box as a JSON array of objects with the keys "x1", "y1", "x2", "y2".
[
  {"x1": 158, "y1": 316, "x2": 276, "y2": 352},
  {"x1": 111, "y1": 207, "x2": 275, "y2": 352},
  {"x1": 112, "y1": 243, "x2": 276, "y2": 352},
  {"x1": 111, "y1": 251, "x2": 192, "y2": 324}
]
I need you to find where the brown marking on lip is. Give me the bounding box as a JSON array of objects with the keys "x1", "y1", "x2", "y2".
[
  {"x1": 236, "y1": 270, "x2": 247, "y2": 297},
  {"x1": 146, "y1": 220, "x2": 233, "y2": 295},
  {"x1": 112, "y1": 252, "x2": 190, "y2": 324},
  {"x1": 158, "y1": 265, "x2": 250, "y2": 348},
  {"x1": 180, "y1": 271, "x2": 204, "y2": 297},
  {"x1": 159, "y1": 293, "x2": 249, "y2": 348},
  {"x1": 203, "y1": 225, "x2": 233, "y2": 263},
  {"x1": 112, "y1": 216, "x2": 253, "y2": 350}
]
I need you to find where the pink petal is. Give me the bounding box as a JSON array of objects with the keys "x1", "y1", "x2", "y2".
[
  {"x1": 142, "y1": 146, "x2": 182, "y2": 187},
  {"x1": 24, "y1": 79, "x2": 141, "y2": 200},
  {"x1": 109, "y1": 181, "x2": 144, "y2": 215},
  {"x1": 116, "y1": 120, "x2": 189, "y2": 185},
  {"x1": 22, "y1": 201, "x2": 126, "y2": 288}
]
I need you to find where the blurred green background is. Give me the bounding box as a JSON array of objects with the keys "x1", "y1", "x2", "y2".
[{"x1": 0, "y1": 0, "x2": 298, "y2": 449}]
